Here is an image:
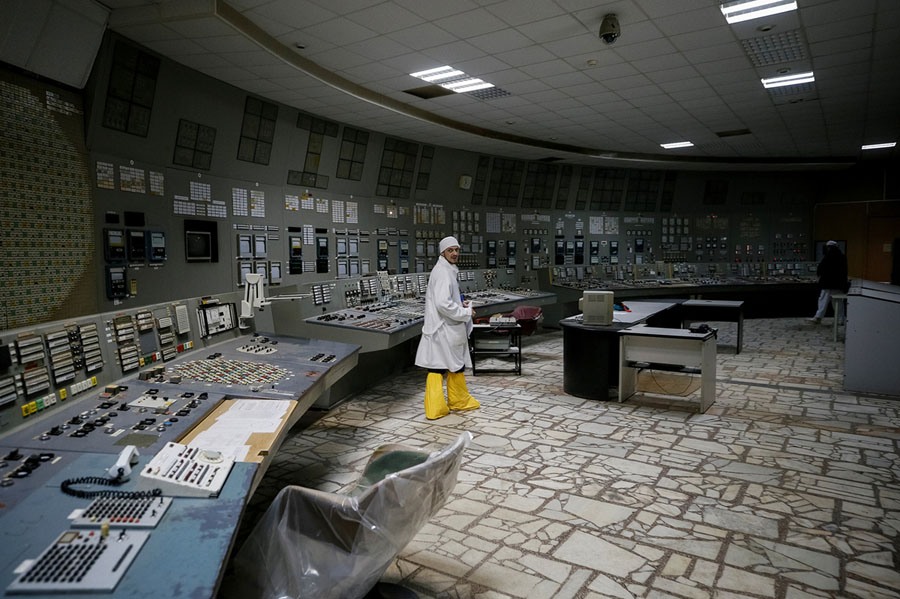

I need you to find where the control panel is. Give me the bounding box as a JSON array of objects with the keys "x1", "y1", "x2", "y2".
[
  {"x1": 7, "y1": 529, "x2": 150, "y2": 594},
  {"x1": 138, "y1": 442, "x2": 234, "y2": 498}
]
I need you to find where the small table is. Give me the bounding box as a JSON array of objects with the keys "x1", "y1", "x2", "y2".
[
  {"x1": 470, "y1": 323, "x2": 521, "y2": 375},
  {"x1": 679, "y1": 299, "x2": 744, "y2": 353},
  {"x1": 619, "y1": 325, "x2": 717, "y2": 413}
]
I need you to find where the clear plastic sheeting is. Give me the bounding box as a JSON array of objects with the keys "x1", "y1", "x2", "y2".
[{"x1": 223, "y1": 432, "x2": 473, "y2": 599}]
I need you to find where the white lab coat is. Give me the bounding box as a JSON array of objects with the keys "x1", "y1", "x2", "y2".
[{"x1": 415, "y1": 256, "x2": 473, "y2": 371}]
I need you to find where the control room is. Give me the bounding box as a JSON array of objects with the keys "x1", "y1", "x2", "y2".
[{"x1": 1, "y1": 1, "x2": 899, "y2": 598}]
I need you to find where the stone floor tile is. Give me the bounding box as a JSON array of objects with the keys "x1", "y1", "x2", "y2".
[{"x1": 233, "y1": 320, "x2": 900, "y2": 599}]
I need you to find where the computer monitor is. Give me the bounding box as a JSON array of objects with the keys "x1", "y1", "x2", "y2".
[
  {"x1": 185, "y1": 231, "x2": 212, "y2": 262},
  {"x1": 814, "y1": 240, "x2": 846, "y2": 262},
  {"x1": 579, "y1": 290, "x2": 614, "y2": 325}
]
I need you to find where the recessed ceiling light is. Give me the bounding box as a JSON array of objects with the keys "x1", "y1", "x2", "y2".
[
  {"x1": 586, "y1": 59, "x2": 598, "y2": 66},
  {"x1": 442, "y1": 78, "x2": 494, "y2": 93},
  {"x1": 409, "y1": 66, "x2": 495, "y2": 94},
  {"x1": 661, "y1": 141, "x2": 694, "y2": 149},
  {"x1": 761, "y1": 71, "x2": 814, "y2": 88},
  {"x1": 720, "y1": 0, "x2": 797, "y2": 24},
  {"x1": 420, "y1": 68, "x2": 465, "y2": 82},
  {"x1": 861, "y1": 142, "x2": 896, "y2": 150},
  {"x1": 410, "y1": 66, "x2": 455, "y2": 79},
  {"x1": 294, "y1": 42, "x2": 306, "y2": 50}
]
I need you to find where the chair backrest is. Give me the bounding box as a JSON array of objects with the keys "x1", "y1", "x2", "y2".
[
  {"x1": 511, "y1": 305, "x2": 543, "y2": 335},
  {"x1": 511, "y1": 305, "x2": 542, "y2": 320},
  {"x1": 225, "y1": 432, "x2": 473, "y2": 599}
]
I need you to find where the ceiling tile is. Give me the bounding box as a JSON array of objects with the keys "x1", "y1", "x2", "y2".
[
  {"x1": 112, "y1": 23, "x2": 181, "y2": 42},
  {"x1": 634, "y1": 0, "x2": 713, "y2": 19},
  {"x1": 543, "y1": 33, "x2": 605, "y2": 59},
  {"x1": 433, "y1": 8, "x2": 509, "y2": 38},
  {"x1": 617, "y1": 84, "x2": 664, "y2": 100},
  {"x1": 502, "y1": 79, "x2": 552, "y2": 94},
  {"x1": 799, "y1": 0, "x2": 877, "y2": 27},
  {"x1": 467, "y1": 28, "x2": 533, "y2": 54},
  {"x1": 248, "y1": 0, "x2": 336, "y2": 29},
  {"x1": 495, "y1": 44, "x2": 558, "y2": 67},
  {"x1": 339, "y1": 61, "x2": 403, "y2": 84},
  {"x1": 344, "y1": 36, "x2": 412, "y2": 61},
  {"x1": 249, "y1": 63, "x2": 304, "y2": 79},
  {"x1": 346, "y1": 4, "x2": 425, "y2": 35},
  {"x1": 199, "y1": 65, "x2": 257, "y2": 81},
  {"x1": 613, "y1": 37, "x2": 677, "y2": 61},
  {"x1": 234, "y1": 14, "x2": 291, "y2": 39},
  {"x1": 193, "y1": 35, "x2": 261, "y2": 54},
  {"x1": 395, "y1": 0, "x2": 478, "y2": 20},
  {"x1": 422, "y1": 40, "x2": 486, "y2": 64},
  {"x1": 306, "y1": 0, "x2": 384, "y2": 16},
  {"x1": 520, "y1": 58, "x2": 577, "y2": 78},
  {"x1": 301, "y1": 17, "x2": 377, "y2": 45},
  {"x1": 143, "y1": 38, "x2": 207, "y2": 56},
  {"x1": 805, "y1": 14, "x2": 874, "y2": 44},
  {"x1": 519, "y1": 13, "x2": 588, "y2": 43},
  {"x1": 387, "y1": 22, "x2": 458, "y2": 50},
  {"x1": 276, "y1": 29, "x2": 337, "y2": 54},
  {"x1": 307, "y1": 46, "x2": 370, "y2": 70},
  {"x1": 225, "y1": 50, "x2": 277, "y2": 67},
  {"x1": 653, "y1": 7, "x2": 723, "y2": 36},
  {"x1": 486, "y1": 0, "x2": 567, "y2": 27},
  {"x1": 585, "y1": 62, "x2": 640, "y2": 81},
  {"x1": 630, "y1": 52, "x2": 690, "y2": 73},
  {"x1": 455, "y1": 55, "x2": 511, "y2": 77},
  {"x1": 684, "y1": 42, "x2": 747, "y2": 64},
  {"x1": 670, "y1": 27, "x2": 736, "y2": 52},
  {"x1": 165, "y1": 17, "x2": 236, "y2": 38},
  {"x1": 808, "y1": 33, "x2": 872, "y2": 58}
]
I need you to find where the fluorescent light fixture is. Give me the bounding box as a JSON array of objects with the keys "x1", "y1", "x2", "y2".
[
  {"x1": 720, "y1": 0, "x2": 797, "y2": 24},
  {"x1": 422, "y1": 69, "x2": 465, "y2": 82},
  {"x1": 447, "y1": 80, "x2": 494, "y2": 93},
  {"x1": 761, "y1": 71, "x2": 814, "y2": 88},
  {"x1": 861, "y1": 142, "x2": 896, "y2": 150},
  {"x1": 441, "y1": 78, "x2": 485, "y2": 90},
  {"x1": 410, "y1": 65, "x2": 496, "y2": 94},
  {"x1": 410, "y1": 66, "x2": 456, "y2": 79},
  {"x1": 660, "y1": 141, "x2": 694, "y2": 149}
]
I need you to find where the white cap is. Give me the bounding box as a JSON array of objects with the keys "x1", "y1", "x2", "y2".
[
  {"x1": 439, "y1": 236, "x2": 460, "y2": 253},
  {"x1": 826, "y1": 240, "x2": 838, "y2": 246}
]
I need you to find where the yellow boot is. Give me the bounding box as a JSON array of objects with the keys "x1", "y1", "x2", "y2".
[
  {"x1": 424, "y1": 372, "x2": 449, "y2": 420},
  {"x1": 447, "y1": 372, "x2": 480, "y2": 411}
]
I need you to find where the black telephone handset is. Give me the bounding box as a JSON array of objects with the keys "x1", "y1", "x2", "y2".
[{"x1": 690, "y1": 323, "x2": 711, "y2": 334}]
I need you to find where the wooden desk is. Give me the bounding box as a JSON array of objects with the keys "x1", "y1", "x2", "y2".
[
  {"x1": 679, "y1": 299, "x2": 744, "y2": 353},
  {"x1": 179, "y1": 398, "x2": 297, "y2": 495},
  {"x1": 619, "y1": 326, "x2": 717, "y2": 413}
]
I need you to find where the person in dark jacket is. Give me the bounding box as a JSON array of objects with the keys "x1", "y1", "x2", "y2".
[{"x1": 809, "y1": 240, "x2": 848, "y2": 324}]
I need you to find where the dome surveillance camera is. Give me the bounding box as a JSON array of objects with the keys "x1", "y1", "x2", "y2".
[{"x1": 599, "y1": 14, "x2": 620, "y2": 44}]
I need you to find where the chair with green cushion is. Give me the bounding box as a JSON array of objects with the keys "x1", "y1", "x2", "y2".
[{"x1": 224, "y1": 432, "x2": 473, "y2": 599}]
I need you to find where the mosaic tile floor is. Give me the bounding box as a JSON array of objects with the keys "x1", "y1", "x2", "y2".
[{"x1": 237, "y1": 318, "x2": 900, "y2": 599}]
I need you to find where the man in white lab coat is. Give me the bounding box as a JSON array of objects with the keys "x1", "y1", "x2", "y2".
[{"x1": 415, "y1": 236, "x2": 481, "y2": 419}]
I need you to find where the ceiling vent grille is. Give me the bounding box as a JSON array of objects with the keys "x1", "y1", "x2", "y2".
[
  {"x1": 467, "y1": 87, "x2": 511, "y2": 100},
  {"x1": 741, "y1": 29, "x2": 806, "y2": 66},
  {"x1": 768, "y1": 82, "x2": 815, "y2": 96}
]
